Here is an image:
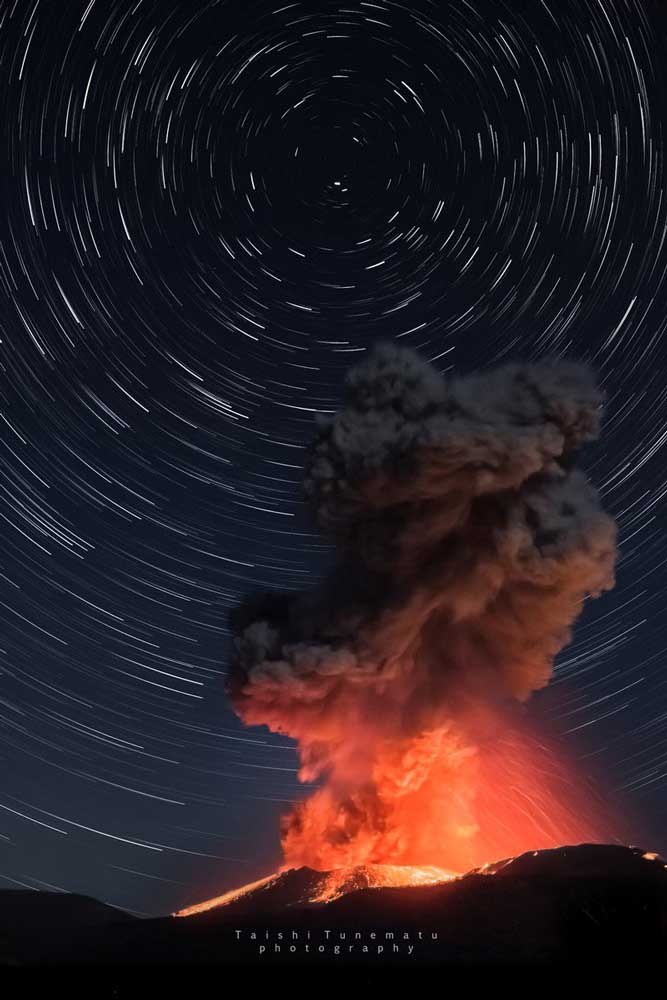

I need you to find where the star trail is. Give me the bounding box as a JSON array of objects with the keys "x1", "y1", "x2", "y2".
[{"x1": 0, "y1": 0, "x2": 666, "y2": 916}]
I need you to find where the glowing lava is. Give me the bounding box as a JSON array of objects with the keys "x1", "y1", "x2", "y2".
[
  {"x1": 174, "y1": 873, "x2": 284, "y2": 917},
  {"x1": 307, "y1": 863, "x2": 459, "y2": 902}
]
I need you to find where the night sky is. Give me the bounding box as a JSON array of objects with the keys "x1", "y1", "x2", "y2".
[{"x1": 1, "y1": 0, "x2": 666, "y2": 918}]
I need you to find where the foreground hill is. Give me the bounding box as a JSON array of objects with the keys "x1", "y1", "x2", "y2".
[{"x1": 2, "y1": 844, "x2": 667, "y2": 968}]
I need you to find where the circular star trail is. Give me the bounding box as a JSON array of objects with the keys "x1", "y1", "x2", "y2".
[{"x1": 0, "y1": 0, "x2": 666, "y2": 914}]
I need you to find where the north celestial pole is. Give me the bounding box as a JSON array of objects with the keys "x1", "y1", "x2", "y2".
[{"x1": 0, "y1": 0, "x2": 666, "y2": 917}]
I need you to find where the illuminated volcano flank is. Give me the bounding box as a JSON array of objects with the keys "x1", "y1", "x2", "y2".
[
  {"x1": 172, "y1": 847, "x2": 667, "y2": 925},
  {"x1": 174, "y1": 863, "x2": 460, "y2": 917}
]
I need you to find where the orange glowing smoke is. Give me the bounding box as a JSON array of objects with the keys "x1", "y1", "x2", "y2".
[
  {"x1": 281, "y1": 724, "x2": 478, "y2": 871},
  {"x1": 280, "y1": 718, "x2": 612, "y2": 873}
]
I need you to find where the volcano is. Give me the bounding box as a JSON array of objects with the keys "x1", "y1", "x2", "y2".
[
  {"x1": 3, "y1": 844, "x2": 667, "y2": 973},
  {"x1": 174, "y1": 862, "x2": 459, "y2": 917}
]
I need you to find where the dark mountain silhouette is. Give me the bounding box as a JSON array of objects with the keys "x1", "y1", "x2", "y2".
[
  {"x1": 0, "y1": 890, "x2": 137, "y2": 966},
  {"x1": 3, "y1": 844, "x2": 667, "y2": 970}
]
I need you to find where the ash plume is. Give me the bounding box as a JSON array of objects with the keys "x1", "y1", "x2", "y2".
[{"x1": 227, "y1": 345, "x2": 618, "y2": 871}]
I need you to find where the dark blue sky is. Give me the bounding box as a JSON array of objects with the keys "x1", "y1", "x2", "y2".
[{"x1": 0, "y1": 0, "x2": 666, "y2": 916}]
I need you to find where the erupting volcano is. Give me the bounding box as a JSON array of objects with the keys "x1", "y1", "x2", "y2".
[{"x1": 227, "y1": 345, "x2": 618, "y2": 876}]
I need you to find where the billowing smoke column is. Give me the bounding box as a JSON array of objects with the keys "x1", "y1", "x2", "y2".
[{"x1": 227, "y1": 346, "x2": 618, "y2": 872}]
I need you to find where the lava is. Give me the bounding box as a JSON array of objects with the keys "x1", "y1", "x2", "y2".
[
  {"x1": 306, "y1": 863, "x2": 459, "y2": 903},
  {"x1": 174, "y1": 874, "x2": 284, "y2": 918}
]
